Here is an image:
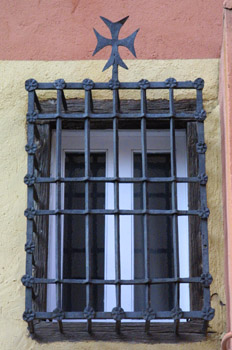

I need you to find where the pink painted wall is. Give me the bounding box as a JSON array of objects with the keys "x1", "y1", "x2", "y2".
[
  {"x1": 0, "y1": 0, "x2": 224, "y2": 60},
  {"x1": 220, "y1": 3, "x2": 232, "y2": 349}
]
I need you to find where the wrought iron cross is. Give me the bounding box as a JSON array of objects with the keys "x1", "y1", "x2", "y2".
[{"x1": 93, "y1": 16, "x2": 139, "y2": 81}]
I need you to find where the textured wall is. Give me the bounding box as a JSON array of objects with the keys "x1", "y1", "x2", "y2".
[
  {"x1": 220, "y1": 5, "x2": 232, "y2": 349},
  {"x1": 0, "y1": 0, "x2": 224, "y2": 60},
  {"x1": 0, "y1": 59, "x2": 225, "y2": 349}
]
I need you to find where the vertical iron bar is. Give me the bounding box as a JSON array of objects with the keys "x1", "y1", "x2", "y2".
[
  {"x1": 169, "y1": 88, "x2": 180, "y2": 334},
  {"x1": 25, "y1": 90, "x2": 35, "y2": 334},
  {"x1": 85, "y1": 90, "x2": 92, "y2": 333},
  {"x1": 112, "y1": 65, "x2": 119, "y2": 82},
  {"x1": 141, "y1": 88, "x2": 150, "y2": 332},
  {"x1": 56, "y1": 90, "x2": 63, "y2": 333},
  {"x1": 113, "y1": 89, "x2": 121, "y2": 333},
  {"x1": 196, "y1": 88, "x2": 211, "y2": 314}
]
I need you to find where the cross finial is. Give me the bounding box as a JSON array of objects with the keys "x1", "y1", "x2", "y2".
[{"x1": 93, "y1": 16, "x2": 139, "y2": 81}]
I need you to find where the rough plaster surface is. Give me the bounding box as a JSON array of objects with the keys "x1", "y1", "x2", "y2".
[
  {"x1": 0, "y1": 0, "x2": 224, "y2": 60},
  {"x1": 0, "y1": 59, "x2": 225, "y2": 349}
]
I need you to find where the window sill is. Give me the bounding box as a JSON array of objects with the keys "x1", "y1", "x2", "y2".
[{"x1": 32, "y1": 320, "x2": 212, "y2": 343}]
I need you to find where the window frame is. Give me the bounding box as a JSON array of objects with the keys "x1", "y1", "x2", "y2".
[{"x1": 47, "y1": 129, "x2": 190, "y2": 314}]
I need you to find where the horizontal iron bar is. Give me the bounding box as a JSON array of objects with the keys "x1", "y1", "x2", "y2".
[
  {"x1": 36, "y1": 81, "x2": 197, "y2": 90},
  {"x1": 34, "y1": 310, "x2": 202, "y2": 320},
  {"x1": 33, "y1": 277, "x2": 201, "y2": 284},
  {"x1": 36, "y1": 209, "x2": 199, "y2": 216},
  {"x1": 36, "y1": 176, "x2": 200, "y2": 184},
  {"x1": 36, "y1": 112, "x2": 196, "y2": 120}
]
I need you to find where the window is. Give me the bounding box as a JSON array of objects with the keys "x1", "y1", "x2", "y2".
[
  {"x1": 22, "y1": 77, "x2": 214, "y2": 340},
  {"x1": 47, "y1": 130, "x2": 189, "y2": 314}
]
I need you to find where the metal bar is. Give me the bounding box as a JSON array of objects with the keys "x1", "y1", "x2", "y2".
[
  {"x1": 169, "y1": 88, "x2": 180, "y2": 334},
  {"x1": 33, "y1": 276, "x2": 201, "y2": 284},
  {"x1": 112, "y1": 65, "x2": 119, "y2": 82},
  {"x1": 55, "y1": 90, "x2": 63, "y2": 333},
  {"x1": 113, "y1": 89, "x2": 121, "y2": 333},
  {"x1": 35, "y1": 208, "x2": 200, "y2": 216},
  {"x1": 141, "y1": 88, "x2": 150, "y2": 332},
  {"x1": 25, "y1": 90, "x2": 35, "y2": 333},
  {"x1": 36, "y1": 176, "x2": 201, "y2": 184},
  {"x1": 36, "y1": 112, "x2": 197, "y2": 121},
  {"x1": 36, "y1": 81, "x2": 197, "y2": 90},
  {"x1": 35, "y1": 310, "x2": 203, "y2": 320},
  {"x1": 84, "y1": 90, "x2": 92, "y2": 333}
]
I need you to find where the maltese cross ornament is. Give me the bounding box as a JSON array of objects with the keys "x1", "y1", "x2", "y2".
[{"x1": 93, "y1": 16, "x2": 139, "y2": 80}]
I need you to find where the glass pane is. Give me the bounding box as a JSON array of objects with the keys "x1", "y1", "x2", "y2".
[
  {"x1": 63, "y1": 152, "x2": 106, "y2": 311},
  {"x1": 134, "y1": 153, "x2": 174, "y2": 311}
]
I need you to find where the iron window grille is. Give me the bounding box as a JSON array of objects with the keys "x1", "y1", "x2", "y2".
[
  {"x1": 22, "y1": 16, "x2": 214, "y2": 338},
  {"x1": 22, "y1": 76, "x2": 214, "y2": 334}
]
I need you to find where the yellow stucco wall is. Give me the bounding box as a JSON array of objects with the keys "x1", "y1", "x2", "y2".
[{"x1": 0, "y1": 59, "x2": 225, "y2": 349}]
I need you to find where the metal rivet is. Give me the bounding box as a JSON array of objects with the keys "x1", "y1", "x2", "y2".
[
  {"x1": 143, "y1": 307, "x2": 156, "y2": 321},
  {"x1": 25, "y1": 79, "x2": 38, "y2": 92},
  {"x1": 112, "y1": 307, "x2": 125, "y2": 321},
  {"x1": 25, "y1": 144, "x2": 37, "y2": 155},
  {"x1": 199, "y1": 207, "x2": 210, "y2": 219},
  {"x1": 24, "y1": 207, "x2": 36, "y2": 220},
  {"x1": 196, "y1": 142, "x2": 207, "y2": 154},
  {"x1": 193, "y1": 78, "x2": 204, "y2": 90},
  {"x1": 171, "y1": 306, "x2": 183, "y2": 320},
  {"x1": 195, "y1": 109, "x2": 206, "y2": 122},
  {"x1": 200, "y1": 273, "x2": 213, "y2": 287},
  {"x1": 109, "y1": 79, "x2": 120, "y2": 89},
  {"x1": 26, "y1": 112, "x2": 38, "y2": 123},
  {"x1": 54, "y1": 79, "x2": 66, "y2": 90},
  {"x1": 138, "y1": 79, "x2": 150, "y2": 89},
  {"x1": 52, "y1": 308, "x2": 65, "y2": 320},
  {"x1": 165, "y1": 78, "x2": 177, "y2": 88},
  {"x1": 21, "y1": 274, "x2": 35, "y2": 288},
  {"x1": 201, "y1": 306, "x2": 215, "y2": 321},
  {"x1": 82, "y1": 79, "x2": 95, "y2": 90},
  {"x1": 198, "y1": 173, "x2": 208, "y2": 185},
  {"x1": 25, "y1": 241, "x2": 35, "y2": 254},
  {"x1": 24, "y1": 174, "x2": 36, "y2": 186},
  {"x1": 84, "y1": 306, "x2": 95, "y2": 319},
  {"x1": 23, "y1": 309, "x2": 35, "y2": 322}
]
